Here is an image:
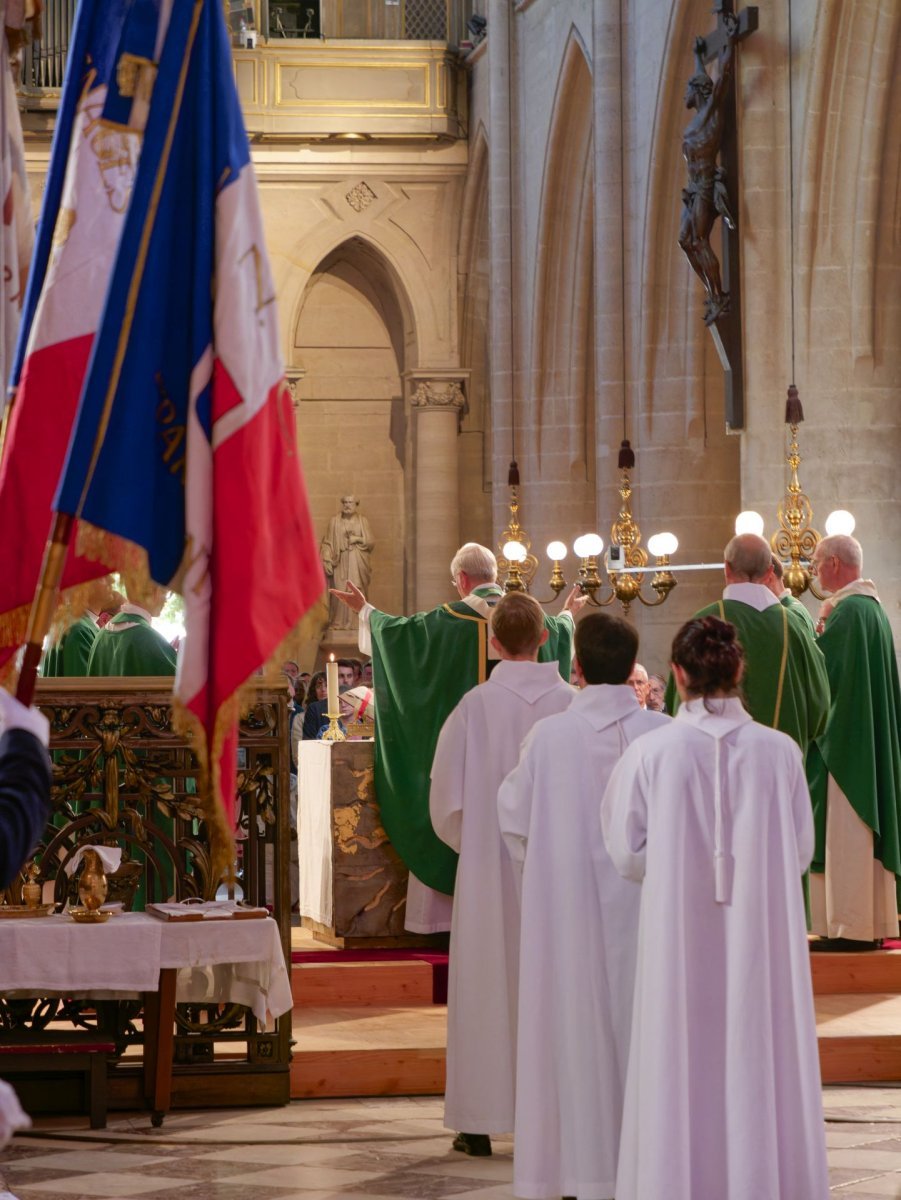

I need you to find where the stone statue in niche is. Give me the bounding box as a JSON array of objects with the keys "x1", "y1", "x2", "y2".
[
  {"x1": 679, "y1": 11, "x2": 739, "y2": 326},
  {"x1": 320, "y1": 495, "x2": 374, "y2": 630}
]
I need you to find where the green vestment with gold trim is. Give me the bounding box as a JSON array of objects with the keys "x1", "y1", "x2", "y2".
[
  {"x1": 781, "y1": 592, "x2": 817, "y2": 639},
  {"x1": 806, "y1": 594, "x2": 901, "y2": 879},
  {"x1": 86, "y1": 613, "x2": 176, "y2": 677},
  {"x1": 665, "y1": 600, "x2": 830, "y2": 752},
  {"x1": 370, "y1": 586, "x2": 573, "y2": 894}
]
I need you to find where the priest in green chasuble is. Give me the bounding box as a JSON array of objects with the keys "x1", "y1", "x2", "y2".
[
  {"x1": 87, "y1": 582, "x2": 176, "y2": 677},
  {"x1": 807, "y1": 534, "x2": 901, "y2": 945},
  {"x1": 41, "y1": 577, "x2": 118, "y2": 677},
  {"x1": 666, "y1": 533, "x2": 829, "y2": 754},
  {"x1": 769, "y1": 555, "x2": 818, "y2": 639},
  {"x1": 331, "y1": 543, "x2": 581, "y2": 912}
]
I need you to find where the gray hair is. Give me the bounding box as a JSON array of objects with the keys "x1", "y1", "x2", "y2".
[
  {"x1": 817, "y1": 534, "x2": 863, "y2": 572},
  {"x1": 724, "y1": 533, "x2": 772, "y2": 582},
  {"x1": 450, "y1": 542, "x2": 497, "y2": 584}
]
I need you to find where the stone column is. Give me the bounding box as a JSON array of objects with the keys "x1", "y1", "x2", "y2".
[
  {"x1": 409, "y1": 372, "x2": 467, "y2": 612},
  {"x1": 487, "y1": 0, "x2": 514, "y2": 535}
]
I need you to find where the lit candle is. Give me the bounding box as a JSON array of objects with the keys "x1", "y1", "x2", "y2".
[{"x1": 326, "y1": 653, "x2": 338, "y2": 718}]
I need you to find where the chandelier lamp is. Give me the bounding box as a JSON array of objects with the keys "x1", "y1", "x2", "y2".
[
  {"x1": 732, "y1": 387, "x2": 855, "y2": 601},
  {"x1": 499, "y1": 442, "x2": 682, "y2": 615}
]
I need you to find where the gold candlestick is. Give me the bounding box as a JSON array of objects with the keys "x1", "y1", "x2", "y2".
[{"x1": 320, "y1": 712, "x2": 346, "y2": 742}]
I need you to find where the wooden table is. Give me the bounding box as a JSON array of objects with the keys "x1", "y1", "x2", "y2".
[{"x1": 0, "y1": 912, "x2": 292, "y2": 1126}]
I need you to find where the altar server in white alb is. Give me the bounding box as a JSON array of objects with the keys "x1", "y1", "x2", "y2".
[
  {"x1": 602, "y1": 615, "x2": 829, "y2": 1200},
  {"x1": 497, "y1": 612, "x2": 668, "y2": 1200},
  {"x1": 430, "y1": 591, "x2": 576, "y2": 1157}
]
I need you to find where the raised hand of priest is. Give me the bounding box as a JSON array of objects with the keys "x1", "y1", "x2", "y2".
[
  {"x1": 330, "y1": 580, "x2": 367, "y2": 613},
  {"x1": 562, "y1": 584, "x2": 589, "y2": 616}
]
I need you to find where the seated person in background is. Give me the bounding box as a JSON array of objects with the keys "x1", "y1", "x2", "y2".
[
  {"x1": 303, "y1": 660, "x2": 354, "y2": 739},
  {"x1": 362, "y1": 661, "x2": 373, "y2": 686},
  {"x1": 338, "y1": 686, "x2": 376, "y2": 738}
]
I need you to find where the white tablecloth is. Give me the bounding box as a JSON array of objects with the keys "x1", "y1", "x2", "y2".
[
  {"x1": 0, "y1": 913, "x2": 292, "y2": 1028},
  {"x1": 298, "y1": 741, "x2": 334, "y2": 925}
]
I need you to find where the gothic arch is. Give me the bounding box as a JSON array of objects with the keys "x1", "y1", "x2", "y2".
[{"x1": 531, "y1": 31, "x2": 595, "y2": 492}]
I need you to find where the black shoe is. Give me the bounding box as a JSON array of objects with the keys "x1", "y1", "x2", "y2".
[
  {"x1": 809, "y1": 937, "x2": 880, "y2": 952},
  {"x1": 452, "y1": 1132, "x2": 492, "y2": 1156}
]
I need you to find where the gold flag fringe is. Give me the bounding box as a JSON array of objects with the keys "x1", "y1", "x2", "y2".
[
  {"x1": 170, "y1": 698, "x2": 237, "y2": 890},
  {"x1": 4, "y1": 514, "x2": 328, "y2": 892}
]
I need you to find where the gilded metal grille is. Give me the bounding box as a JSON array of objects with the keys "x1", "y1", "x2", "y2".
[{"x1": 402, "y1": 0, "x2": 448, "y2": 40}]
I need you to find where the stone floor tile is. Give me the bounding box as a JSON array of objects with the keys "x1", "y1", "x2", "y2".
[
  {"x1": 223, "y1": 1164, "x2": 387, "y2": 1190},
  {"x1": 829, "y1": 1150, "x2": 901, "y2": 1172},
  {"x1": 832, "y1": 1174, "x2": 901, "y2": 1197},
  {"x1": 12, "y1": 1171, "x2": 194, "y2": 1196}
]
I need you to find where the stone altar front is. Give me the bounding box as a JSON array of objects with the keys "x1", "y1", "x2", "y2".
[{"x1": 298, "y1": 740, "x2": 437, "y2": 947}]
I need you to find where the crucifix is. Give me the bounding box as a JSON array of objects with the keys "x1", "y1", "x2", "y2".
[{"x1": 679, "y1": 0, "x2": 757, "y2": 430}]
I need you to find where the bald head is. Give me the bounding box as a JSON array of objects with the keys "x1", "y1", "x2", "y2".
[{"x1": 724, "y1": 534, "x2": 773, "y2": 584}]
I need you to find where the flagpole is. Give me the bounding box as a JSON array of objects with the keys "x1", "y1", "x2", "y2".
[
  {"x1": 0, "y1": 388, "x2": 16, "y2": 470},
  {"x1": 15, "y1": 512, "x2": 73, "y2": 706}
]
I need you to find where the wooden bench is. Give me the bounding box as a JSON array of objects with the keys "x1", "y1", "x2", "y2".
[{"x1": 0, "y1": 1038, "x2": 115, "y2": 1129}]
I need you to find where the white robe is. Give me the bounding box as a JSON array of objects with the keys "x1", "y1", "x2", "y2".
[
  {"x1": 497, "y1": 686, "x2": 668, "y2": 1200},
  {"x1": 602, "y1": 698, "x2": 829, "y2": 1200},
  {"x1": 430, "y1": 660, "x2": 574, "y2": 1134}
]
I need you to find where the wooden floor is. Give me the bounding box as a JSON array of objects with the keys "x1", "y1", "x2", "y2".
[{"x1": 288, "y1": 928, "x2": 901, "y2": 1098}]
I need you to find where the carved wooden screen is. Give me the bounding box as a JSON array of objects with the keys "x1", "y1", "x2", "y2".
[{"x1": 0, "y1": 678, "x2": 293, "y2": 1110}]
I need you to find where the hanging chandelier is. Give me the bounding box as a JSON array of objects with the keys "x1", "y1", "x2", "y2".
[
  {"x1": 734, "y1": 387, "x2": 854, "y2": 600},
  {"x1": 498, "y1": 442, "x2": 681, "y2": 614}
]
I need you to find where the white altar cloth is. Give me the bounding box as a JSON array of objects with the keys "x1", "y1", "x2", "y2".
[
  {"x1": 298, "y1": 741, "x2": 334, "y2": 925},
  {"x1": 0, "y1": 913, "x2": 292, "y2": 1028}
]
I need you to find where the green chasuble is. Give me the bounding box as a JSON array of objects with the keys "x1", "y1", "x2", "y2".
[
  {"x1": 370, "y1": 585, "x2": 574, "y2": 895},
  {"x1": 806, "y1": 594, "x2": 901, "y2": 878},
  {"x1": 665, "y1": 599, "x2": 830, "y2": 752},
  {"x1": 87, "y1": 613, "x2": 177, "y2": 677},
  {"x1": 781, "y1": 592, "x2": 817, "y2": 639},
  {"x1": 41, "y1": 615, "x2": 98, "y2": 677}
]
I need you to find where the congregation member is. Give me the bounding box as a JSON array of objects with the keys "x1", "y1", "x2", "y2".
[
  {"x1": 330, "y1": 543, "x2": 581, "y2": 935},
  {"x1": 87, "y1": 582, "x2": 176, "y2": 676},
  {"x1": 646, "y1": 673, "x2": 666, "y2": 712},
  {"x1": 429, "y1": 593, "x2": 574, "y2": 1158},
  {"x1": 603, "y1": 616, "x2": 829, "y2": 1200},
  {"x1": 768, "y1": 555, "x2": 817, "y2": 637},
  {"x1": 626, "y1": 661, "x2": 649, "y2": 707},
  {"x1": 0, "y1": 690, "x2": 51, "y2": 891},
  {"x1": 807, "y1": 534, "x2": 901, "y2": 946},
  {"x1": 0, "y1": 689, "x2": 51, "y2": 1151},
  {"x1": 497, "y1": 612, "x2": 667, "y2": 1200},
  {"x1": 302, "y1": 659, "x2": 354, "y2": 740},
  {"x1": 667, "y1": 532, "x2": 829, "y2": 752}
]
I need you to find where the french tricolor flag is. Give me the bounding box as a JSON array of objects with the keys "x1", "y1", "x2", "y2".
[{"x1": 0, "y1": 0, "x2": 324, "y2": 872}]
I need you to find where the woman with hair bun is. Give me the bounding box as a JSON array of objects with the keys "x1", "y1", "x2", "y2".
[{"x1": 601, "y1": 616, "x2": 828, "y2": 1200}]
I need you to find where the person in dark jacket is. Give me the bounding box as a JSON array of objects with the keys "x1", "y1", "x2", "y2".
[{"x1": 0, "y1": 691, "x2": 52, "y2": 890}]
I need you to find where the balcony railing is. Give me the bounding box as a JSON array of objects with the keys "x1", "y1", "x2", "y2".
[{"x1": 20, "y1": 0, "x2": 478, "y2": 96}]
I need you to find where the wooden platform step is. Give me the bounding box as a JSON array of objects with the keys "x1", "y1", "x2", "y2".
[
  {"x1": 810, "y1": 949, "x2": 901, "y2": 995},
  {"x1": 816, "y1": 992, "x2": 901, "y2": 1083},
  {"x1": 292, "y1": 960, "x2": 434, "y2": 1008},
  {"x1": 290, "y1": 1005, "x2": 446, "y2": 1099}
]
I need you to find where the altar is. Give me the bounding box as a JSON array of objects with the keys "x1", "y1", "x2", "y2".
[{"x1": 298, "y1": 740, "x2": 432, "y2": 946}]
